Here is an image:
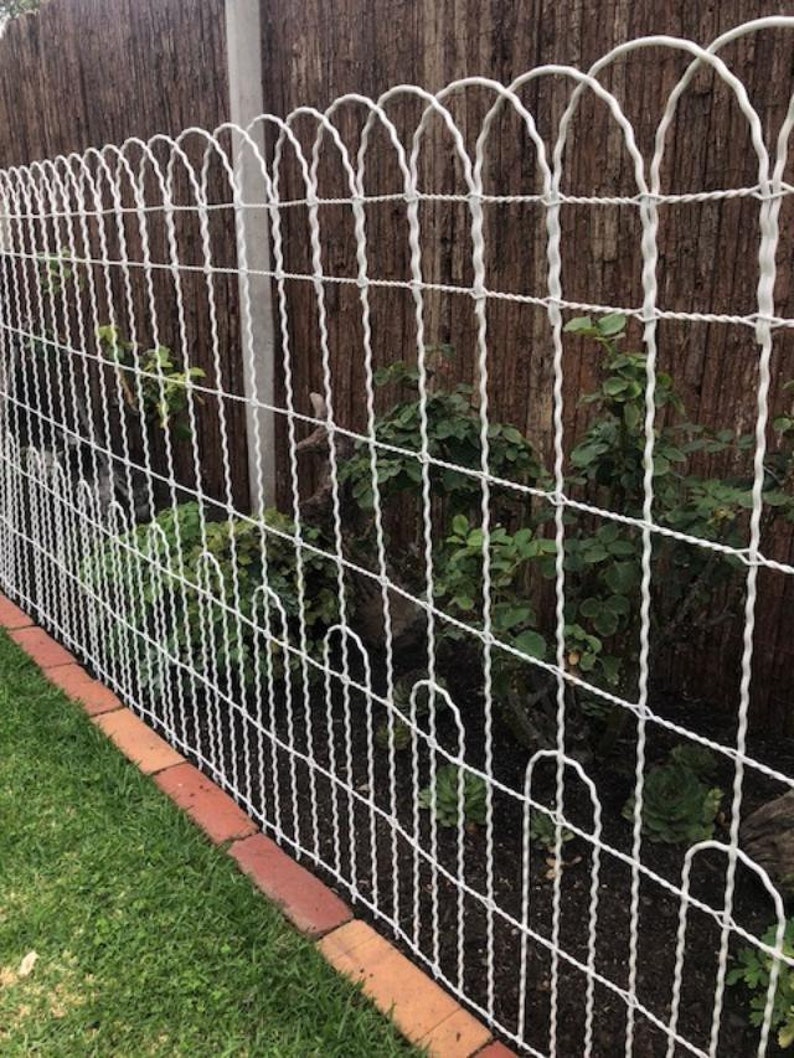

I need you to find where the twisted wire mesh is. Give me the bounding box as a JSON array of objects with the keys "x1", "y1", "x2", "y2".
[{"x1": 0, "y1": 17, "x2": 793, "y2": 1057}]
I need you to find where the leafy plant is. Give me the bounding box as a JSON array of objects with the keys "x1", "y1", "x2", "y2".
[
  {"x1": 435, "y1": 512, "x2": 553, "y2": 661},
  {"x1": 669, "y1": 743, "x2": 719, "y2": 782},
  {"x1": 24, "y1": 252, "x2": 84, "y2": 359},
  {"x1": 728, "y1": 920, "x2": 794, "y2": 1049},
  {"x1": 85, "y1": 502, "x2": 345, "y2": 693},
  {"x1": 418, "y1": 764, "x2": 488, "y2": 828},
  {"x1": 96, "y1": 325, "x2": 206, "y2": 439},
  {"x1": 557, "y1": 314, "x2": 794, "y2": 746},
  {"x1": 565, "y1": 313, "x2": 686, "y2": 512},
  {"x1": 528, "y1": 809, "x2": 575, "y2": 852},
  {"x1": 374, "y1": 720, "x2": 411, "y2": 752},
  {"x1": 37, "y1": 250, "x2": 81, "y2": 299},
  {"x1": 622, "y1": 760, "x2": 722, "y2": 846},
  {"x1": 375, "y1": 673, "x2": 449, "y2": 753},
  {"x1": 338, "y1": 355, "x2": 547, "y2": 523},
  {"x1": 0, "y1": 0, "x2": 41, "y2": 19},
  {"x1": 561, "y1": 315, "x2": 705, "y2": 703},
  {"x1": 432, "y1": 512, "x2": 557, "y2": 748},
  {"x1": 330, "y1": 319, "x2": 794, "y2": 762}
]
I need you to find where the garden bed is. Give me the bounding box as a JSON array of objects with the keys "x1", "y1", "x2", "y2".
[
  {"x1": 16, "y1": 302, "x2": 794, "y2": 1057},
  {"x1": 135, "y1": 640, "x2": 792, "y2": 1058}
]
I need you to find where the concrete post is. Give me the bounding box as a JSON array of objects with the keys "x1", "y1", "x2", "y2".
[{"x1": 224, "y1": 0, "x2": 276, "y2": 511}]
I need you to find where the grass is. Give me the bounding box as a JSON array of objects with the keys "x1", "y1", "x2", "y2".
[{"x1": 0, "y1": 631, "x2": 423, "y2": 1057}]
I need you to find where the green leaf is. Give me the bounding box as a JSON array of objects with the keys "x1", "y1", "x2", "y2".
[
  {"x1": 608, "y1": 539, "x2": 637, "y2": 557},
  {"x1": 580, "y1": 543, "x2": 609, "y2": 564},
  {"x1": 597, "y1": 522, "x2": 619, "y2": 543},
  {"x1": 623, "y1": 402, "x2": 641, "y2": 430},
  {"x1": 597, "y1": 313, "x2": 627, "y2": 337},
  {"x1": 599, "y1": 654, "x2": 621, "y2": 686},
  {"x1": 604, "y1": 561, "x2": 640, "y2": 594},
  {"x1": 579, "y1": 597, "x2": 602, "y2": 619},
  {"x1": 563, "y1": 315, "x2": 594, "y2": 334},
  {"x1": 654, "y1": 455, "x2": 671, "y2": 476},
  {"x1": 441, "y1": 468, "x2": 468, "y2": 491},
  {"x1": 502, "y1": 426, "x2": 524, "y2": 444},
  {"x1": 492, "y1": 604, "x2": 533, "y2": 632},
  {"x1": 765, "y1": 490, "x2": 792, "y2": 508},
  {"x1": 604, "y1": 594, "x2": 630, "y2": 616},
  {"x1": 451, "y1": 514, "x2": 470, "y2": 537},
  {"x1": 514, "y1": 630, "x2": 546, "y2": 660},
  {"x1": 603, "y1": 378, "x2": 629, "y2": 397},
  {"x1": 779, "y1": 1018, "x2": 794, "y2": 1049},
  {"x1": 592, "y1": 609, "x2": 619, "y2": 637},
  {"x1": 452, "y1": 595, "x2": 475, "y2": 612},
  {"x1": 570, "y1": 442, "x2": 609, "y2": 468}
]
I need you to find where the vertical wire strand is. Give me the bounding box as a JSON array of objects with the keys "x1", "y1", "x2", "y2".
[{"x1": 0, "y1": 24, "x2": 792, "y2": 1058}]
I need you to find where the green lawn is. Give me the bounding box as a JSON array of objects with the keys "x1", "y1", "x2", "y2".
[{"x1": 0, "y1": 631, "x2": 421, "y2": 1057}]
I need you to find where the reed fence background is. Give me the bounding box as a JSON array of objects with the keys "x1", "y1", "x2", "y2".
[{"x1": 0, "y1": 0, "x2": 792, "y2": 727}]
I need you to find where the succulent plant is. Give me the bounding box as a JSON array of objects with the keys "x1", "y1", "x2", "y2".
[
  {"x1": 669, "y1": 743, "x2": 719, "y2": 782},
  {"x1": 528, "y1": 809, "x2": 575, "y2": 852},
  {"x1": 418, "y1": 764, "x2": 487, "y2": 828},
  {"x1": 622, "y1": 763, "x2": 722, "y2": 846},
  {"x1": 374, "y1": 719, "x2": 411, "y2": 752}
]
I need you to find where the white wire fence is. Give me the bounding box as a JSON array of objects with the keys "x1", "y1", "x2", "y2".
[{"x1": 1, "y1": 17, "x2": 794, "y2": 1058}]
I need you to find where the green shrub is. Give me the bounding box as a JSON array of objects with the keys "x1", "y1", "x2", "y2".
[
  {"x1": 96, "y1": 325, "x2": 205, "y2": 439},
  {"x1": 341, "y1": 321, "x2": 794, "y2": 759},
  {"x1": 86, "y1": 502, "x2": 345, "y2": 693},
  {"x1": 338, "y1": 357, "x2": 546, "y2": 521}
]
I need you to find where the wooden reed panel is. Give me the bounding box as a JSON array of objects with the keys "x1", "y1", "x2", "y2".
[
  {"x1": 0, "y1": 0, "x2": 248, "y2": 510},
  {"x1": 0, "y1": 0, "x2": 792, "y2": 726},
  {"x1": 260, "y1": 0, "x2": 794, "y2": 730}
]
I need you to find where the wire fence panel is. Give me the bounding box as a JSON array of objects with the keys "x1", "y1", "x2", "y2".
[{"x1": 1, "y1": 17, "x2": 794, "y2": 1057}]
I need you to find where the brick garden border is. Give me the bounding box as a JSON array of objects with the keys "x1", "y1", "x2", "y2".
[{"x1": 0, "y1": 593, "x2": 516, "y2": 1058}]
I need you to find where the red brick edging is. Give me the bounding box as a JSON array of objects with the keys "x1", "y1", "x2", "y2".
[{"x1": 0, "y1": 595, "x2": 516, "y2": 1058}]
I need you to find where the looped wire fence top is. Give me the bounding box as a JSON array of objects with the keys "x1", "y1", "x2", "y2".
[{"x1": 1, "y1": 15, "x2": 793, "y2": 1058}]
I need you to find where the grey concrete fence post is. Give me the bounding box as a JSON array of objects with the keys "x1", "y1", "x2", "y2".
[{"x1": 225, "y1": 0, "x2": 276, "y2": 511}]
